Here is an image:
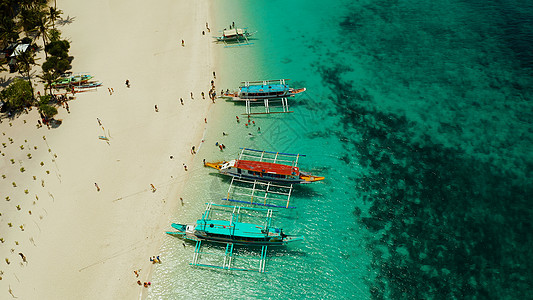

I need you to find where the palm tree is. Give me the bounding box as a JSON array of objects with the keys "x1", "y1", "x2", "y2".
[
  {"x1": 0, "y1": 16, "x2": 19, "y2": 47},
  {"x1": 37, "y1": 70, "x2": 59, "y2": 95},
  {"x1": 19, "y1": 7, "x2": 51, "y2": 57},
  {"x1": 48, "y1": 6, "x2": 62, "y2": 29},
  {"x1": 34, "y1": 10, "x2": 50, "y2": 55},
  {"x1": 16, "y1": 48, "x2": 36, "y2": 101}
]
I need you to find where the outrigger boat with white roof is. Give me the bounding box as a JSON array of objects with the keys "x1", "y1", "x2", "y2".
[
  {"x1": 166, "y1": 203, "x2": 303, "y2": 272},
  {"x1": 221, "y1": 79, "x2": 306, "y2": 115},
  {"x1": 206, "y1": 148, "x2": 324, "y2": 209},
  {"x1": 215, "y1": 27, "x2": 255, "y2": 47}
]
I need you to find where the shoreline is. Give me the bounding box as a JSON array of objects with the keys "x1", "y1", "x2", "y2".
[{"x1": 0, "y1": 0, "x2": 216, "y2": 299}]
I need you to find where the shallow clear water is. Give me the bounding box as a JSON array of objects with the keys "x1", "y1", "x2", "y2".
[{"x1": 149, "y1": 0, "x2": 533, "y2": 299}]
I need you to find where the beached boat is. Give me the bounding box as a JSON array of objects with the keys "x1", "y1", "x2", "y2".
[
  {"x1": 73, "y1": 81, "x2": 103, "y2": 91},
  {"x1": 221, "y1": 79, "x2": 306, "y2": 102},
  {"x1": 205, "y1": 148, "x2": 324, "y2": 184},
  {"x1": 51, "y1": 73, "x2": 93, "y2": 87},
  {"x1": 166, "y1": 203, "x2": 303, "y2": 272}
]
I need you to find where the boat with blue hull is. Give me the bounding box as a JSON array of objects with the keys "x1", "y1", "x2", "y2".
[
  {"x1": 166, "y1": 203, "x2": 303, "y2": 272},
  {"x1": 222, "y1": 79, "x2": 306, "y2": 102}
]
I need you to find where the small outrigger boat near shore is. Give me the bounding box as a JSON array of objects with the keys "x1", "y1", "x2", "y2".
[
  {"x1": 205, "y1": 148, "x2": 324, "y2": 184},
  {"x1": 215, "y1": 27, "x2": 256, "y2": 47},
  {"x1": 167, "y1": 203, "x2": 303, "y2": 272},
  {"x1": 221, "y1": 79, "x2": 306, "y2": 102}
]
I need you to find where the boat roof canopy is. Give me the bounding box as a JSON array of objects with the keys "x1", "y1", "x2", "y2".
[
  {"x1": 235, "y1": 160, "x2": 299, "y2": 176},
  {"x1": 197, "y1": 219, "x2": 279, "y2": 238},
  {"x1": 223, "y1": 28, "x2": 245, "y2": 36},
  {"x1": 240, "y1": 83, "x2": 289, "y2": 94}
]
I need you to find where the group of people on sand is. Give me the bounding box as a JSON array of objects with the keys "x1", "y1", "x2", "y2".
[
  {"x1": 150, "y1": 256, "x2": 161, "y2": 264},
  {"x1": 132, "y1": 255, "x2": 161, "y2": 288},
  {"x1": 134, "y1": 269, "x2": 151, "y2": 287}
]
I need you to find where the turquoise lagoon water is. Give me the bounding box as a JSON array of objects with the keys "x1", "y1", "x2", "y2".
[{"x1": 149, "y1": 0, "x2": 533, "y2": 299}]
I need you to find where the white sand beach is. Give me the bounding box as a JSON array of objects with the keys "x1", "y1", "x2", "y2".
[{"x1": 0, "y1": 0, "x2": 215, "y2": 298}]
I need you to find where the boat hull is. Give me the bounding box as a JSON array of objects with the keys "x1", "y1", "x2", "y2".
[{"x1": 166, "y1": 223, "x2": 302, "y2": 246}]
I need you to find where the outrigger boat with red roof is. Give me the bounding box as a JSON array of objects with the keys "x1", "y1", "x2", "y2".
[
  {"x1": 205, "y1": 148, "x2": 324, "y2": 185},
  {"x1": 205, "y1": 148, "x2": 324, "y2": 209}
]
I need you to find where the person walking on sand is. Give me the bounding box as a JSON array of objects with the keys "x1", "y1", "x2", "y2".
[
  {"x1": 97, "y1": 118, "x2": 102, "y2": 126},
  {"x1": 183, "y1": 164, "x2": 188, "y2": 171},
  {"x1": 95, "y1": 183, "x2": 100, "y2": 192},
  {"x1": 213, "y1": 71, "x2": 216, "y2": 78},
  {"x1": 155, "y1": 105, "x2": 158, "y2": 112},
  {"x1": 66, "y1": 102, "x2": 70, "y2": 113},
  {"x1": 181, "y1": 40, "x2": 185, "y2": 47},
  {"x1": 180, "y1": 98, "x2": 184, "y2": 105},
  {"x1": 125, "y1": 79, "x2": 130, "y2": 87},
  {"x1": 190, "y1": 92, "x2": 194, "y2": 99},
  {"x1": 18, "y1": 252, "x2": 27, "y2": 263}
]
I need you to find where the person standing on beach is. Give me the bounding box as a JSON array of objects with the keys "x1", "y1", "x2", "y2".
[
  {"x1": 183, "y1": 164, "x2": 188, "y2": 171},
  {"x1": 95, "y1": 183, "x2": 100, "y2": 191},
  {"x1": 65, "y1": 102, "x2": 70, "y2": 113},
  {"x1": 181, "y1": 40, "x2": 185, "y2": 47},
  {"x1": 125, "y1": 79, "x2": 130, "y2": 88},
  {"x1": 190, "y1": 92, "x2": 194, "y2": 99},
  {"x1": 213, "y1": 71, "x2": 216, "y2": 78},
  {"x1": 180, "y1": 98, "x2": 184, "y2": 105},
  {"x1": 154, "y1": 105, "x2": 158, "y2": 112},
  {"x1": 97, "y1": 118, "x2": 102, "y2": 126}
]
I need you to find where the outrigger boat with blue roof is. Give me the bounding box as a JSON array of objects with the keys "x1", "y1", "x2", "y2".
[
  {"x1": 222, "y1": 79, "x2": 306, "y2": 101},
  {"x1": 221, "y1": 79, "x2": 306, "y2": 114},
  {"x1": 205, "y1": 148, "x2": 324, "y2": 208},
  {"x1": 166, "y1": 203, "x2": 303, "y2": 272}
]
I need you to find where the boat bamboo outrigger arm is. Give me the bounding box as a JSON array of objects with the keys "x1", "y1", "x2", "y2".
[{"x1": 244, "y1": 97, "x2": 292, "y2": 115}]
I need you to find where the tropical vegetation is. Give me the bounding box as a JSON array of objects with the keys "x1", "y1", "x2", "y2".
[{"x1": 0, "y1": 0, "x2": 71, "y2": 116}]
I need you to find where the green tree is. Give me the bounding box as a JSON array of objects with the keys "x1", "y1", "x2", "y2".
[
  {"x1": 45, "y1": 39, "x2": 69, "y2": 58},
  {"x1": 42, "y1": 39, "x2": 71, "y2": 76},
  {"x1": 38, "y1": 103, "x2": 57, "y2": 119},
  {"x1": 0, "y1": 78, "x2": 33, "y2": 110},
  {"x1": 42, "y1": 55, "x2": 71, "y2": 75}
]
